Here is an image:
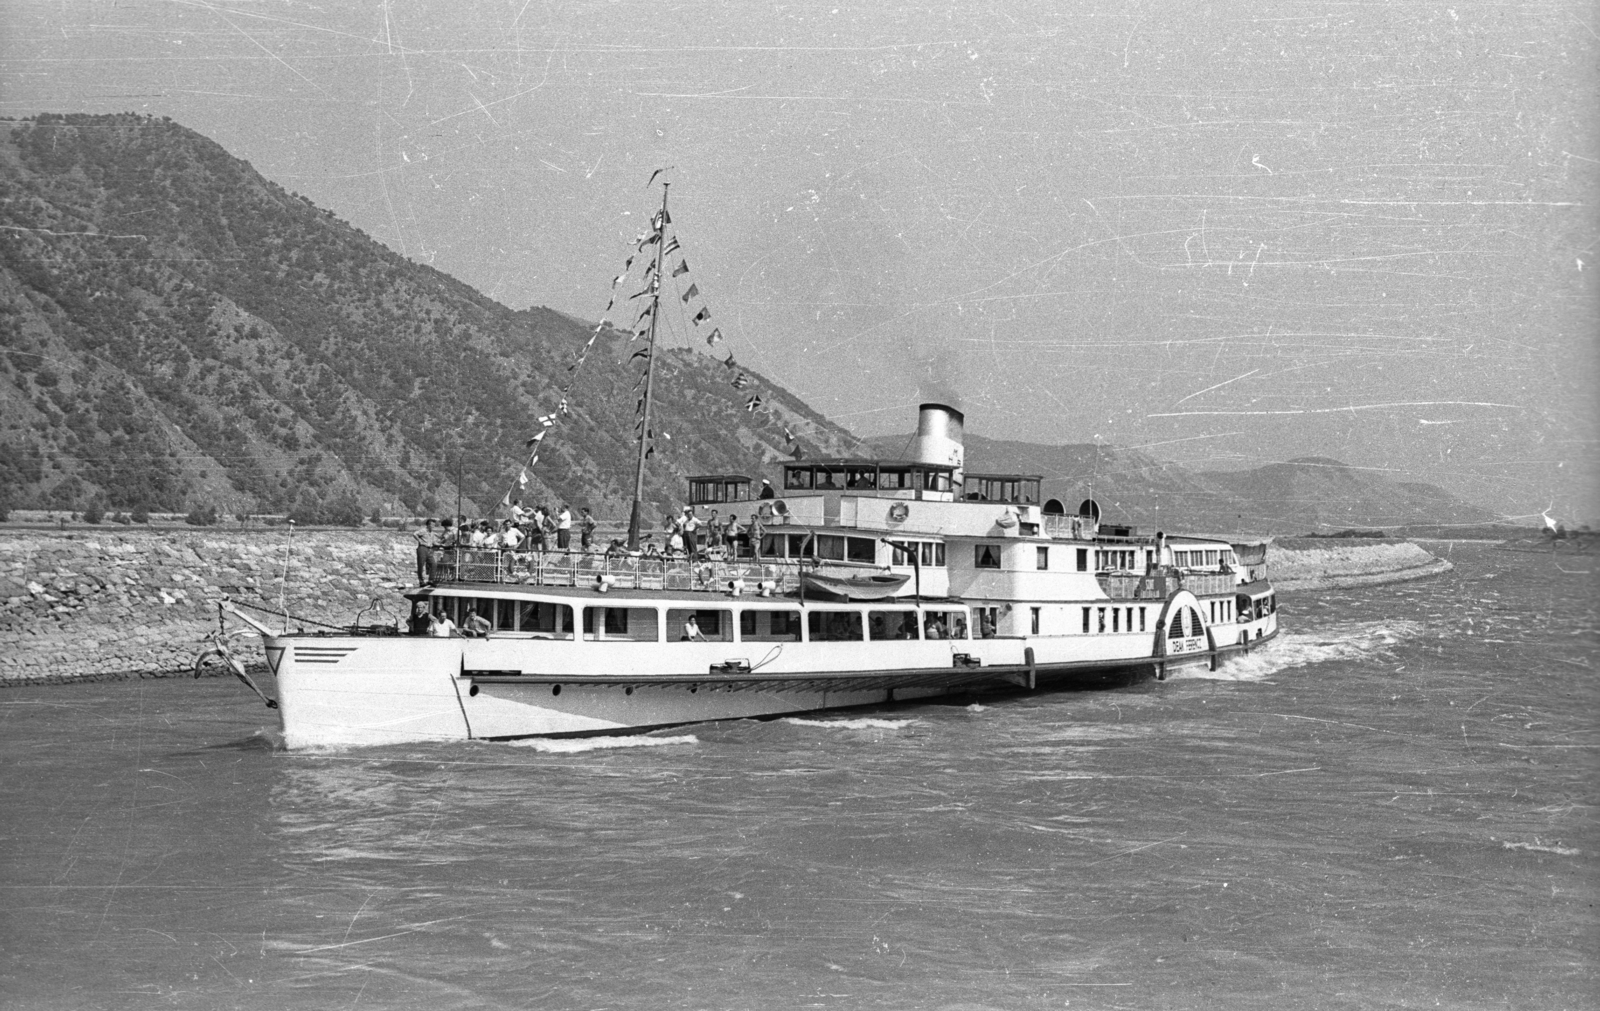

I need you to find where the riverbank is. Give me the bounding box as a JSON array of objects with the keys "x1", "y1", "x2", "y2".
[
  {"x1": 1, "y1": 529, "x2": 1450, "y2": 686},
  {"x1": 1268, "y1": 538, "x2": 1452, "y2": 591}
]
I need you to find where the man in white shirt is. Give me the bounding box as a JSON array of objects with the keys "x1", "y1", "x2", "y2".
[
  {"x1": 556, "y1": 505, "x2": 573, "y2": 550},
  {"x1": 429, "y1": 610, "x2": 457, "y2": 637},
  {"x1": 498, "y1": 519, "x2": 524, "y2": 550}
]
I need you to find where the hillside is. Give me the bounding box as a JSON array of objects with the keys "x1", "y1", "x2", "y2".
[
  {"x1": 864, "y1": 434, "x2": 1498, "y2": 535},
  {"x1": 0, "y1": 113, "x2": 859, "y2": 522}
]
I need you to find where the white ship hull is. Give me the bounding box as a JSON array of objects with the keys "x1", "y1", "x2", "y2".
[{"x1": 264, "y1": 607, "x2": 1280, "y2": 749}]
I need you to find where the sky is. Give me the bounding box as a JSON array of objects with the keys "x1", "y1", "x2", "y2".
[{"x1": 2, "y1": 0, "x2": 1596, "y2": 521}]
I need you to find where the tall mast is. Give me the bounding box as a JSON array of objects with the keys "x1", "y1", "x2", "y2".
[{"x1": 626, "y1": 182, "x2": 670, "y2": 549}]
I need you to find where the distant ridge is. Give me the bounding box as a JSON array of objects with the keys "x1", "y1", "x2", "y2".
[
  {"x1": 864, "y1": 433, "x2": 1497, "y2": 535},
  {"x1": 0, "y1": 113, "x2": 860, "y2": 520}
]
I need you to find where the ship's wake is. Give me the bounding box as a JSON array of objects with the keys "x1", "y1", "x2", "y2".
[
  {"x1": 507, "y1": 733, "x2": 698, "y2": 753},
  {"x1": 1169, "y1": 619, "x2": 1425, "y2": 682},
  {"x1": 782, "y1": 717, "x2": 918, "y2": 730}
]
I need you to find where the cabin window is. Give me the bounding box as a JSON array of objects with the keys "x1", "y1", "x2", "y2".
[
  {"x1": 879, "y1": 468, "x2": 910, "y2": 490},
  {"x1": 847, "y1": 537, "x2": 876, "y2": 563},
  {"x1": 816, "y1": 535, "x2": 845, "y2": 561},
  {"x1": 922, "y1": 609, "x2": 967, "y2": 640},
  {"x1": 845, "y1": 467, "x2": 878, "y2": 490},
  {"x1": 978, "y1": 607, "x2": 999, "y2": 637},
  {"x1": 921, "y1": 469, "x2": 953, "y2": 493},
  {"x1": 894, "y1": 541, "x2": 947, "y2": 567},
  {"x1": 666, "y1": 608, "x2": 733, "y2": 642},
  {"x1": 815, "y1": 467, "x2": 845, "y2": 490},
  {"x1": 868, "y1": 611, "x2": 920, "y2": 640},
  {"x1": 784, "y1": 467, "x2": 813, "y2": 491},
  {"x1": 1036, "y1": 546, "x2": 1049, "y2": 570},
  {"x1": 1082, "y1": 607, "x2": 1090, "y2": 634},
  {"x1": 808, "y1": 610, "x2": 863, "y2": 642},
  {"x1": 1076, "y1": 548, "x2": 1088, "y2": 572},
  {"x1": 739, "y1": 609, "x2": 802, "y2": 642},
  {"x1": 1112, "y1": 608, "x2": 1120, "y2": 633},
  {"x1": 492, "y1": 599, "x2": 517, "y2": 631},
  {"x1": 1097, "y1": 607, "x2": 1106, "y2": 633},
  {"x1": 974, "y1": 544, "x2": 1001, "y2": 569},
  {"x1": 1139, "y1": 607, "x2": 1146, "y2": 632},
  {"x1": 582, "y1": 606, "x2": 659, "y2": 642},
  {"x1": 1030, "y1": 607, "x2": 1041, "y2": 634},
  {"x1": 516, "y1": 601, "x2": 574, "y2": 638},
  {"x1": 786, "y1": 533, "x2": 811, "y2": 558}
]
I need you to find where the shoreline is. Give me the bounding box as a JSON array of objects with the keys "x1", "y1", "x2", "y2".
[{"x1": 2, "y1": 529, "x2": 1450, "y2": 687}]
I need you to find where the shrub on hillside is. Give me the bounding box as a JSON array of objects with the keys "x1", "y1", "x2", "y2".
[
  {"x1": 288, "y1": 494, "x2": 365, "y2": 527},
  {"x1": 112, "y1": 511, "x2": 131, "y2": 525},
  {"x1": 130, "y1": 507, "x2": 150, "y2": 524},
  {"x1": 82, "y1": 500, "x2": 105, "y2": 524},
  {"x1": 185, "y1": 504, "x2": 219, "y2": 526}
]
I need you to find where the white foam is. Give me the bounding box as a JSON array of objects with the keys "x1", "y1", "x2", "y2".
[
  {"x1": 1169, "y1": 620, "x2": 1425, "y2": 682},
  {"x1": 507, "y1": 733, "x2": 698, "y2": 753},
  {"x1": 781, "y1": 717, "x2": 917, "y2": 730},
  {"x1": 1502, "y1": 839, "x2": 1580, "y2": 856}
]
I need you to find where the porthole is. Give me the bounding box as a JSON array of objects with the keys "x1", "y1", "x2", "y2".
[
  {"x1": 468, "y1": 684, "x2": 479, "y2": 697},
  {"x1": 624, "y1": 686, "x2": 634, "y2": 696},
  {"x1": 552, "y1": 684, "x2": 562, "y2": 696}
]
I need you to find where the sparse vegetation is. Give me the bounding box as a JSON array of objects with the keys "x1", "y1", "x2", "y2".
[{"x1": 0, "y1": 113, "x2": 854, "y2": 523}]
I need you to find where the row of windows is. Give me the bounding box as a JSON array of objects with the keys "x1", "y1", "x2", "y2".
[
  {"x1": 974, "y1": 544, "x2": 1140, "y2": 574},
  {"x1": 784, "y1": 465, "x2": 954, "y2": 493},
  {"x1": 889, "y1": 540, "x2": 947, "y2": 567},
  {"x1": 430, "y1": 597, "x2": 972, "y2": 643},
  {"x1": 1174, "y1": 549, "x2": 1234, "y2": 568},
  {"x1": 1080, "y1": 605, "x2": 1149, "y2": 634}
]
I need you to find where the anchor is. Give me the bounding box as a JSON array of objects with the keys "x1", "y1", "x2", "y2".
[{"x1": 193, "y1": 601, "x2": 278, "y2": 709}]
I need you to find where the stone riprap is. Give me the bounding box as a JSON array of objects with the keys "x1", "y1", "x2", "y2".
[
  {"x1": 1268, "y1": 538, "x2": 1450, "y2": 590},
  {"x1": 1, "y1": 529, "x2": 415, "y2": 686},
  {"x1": 1, "y1": 529, "x2": 1448, "y2": 685}
]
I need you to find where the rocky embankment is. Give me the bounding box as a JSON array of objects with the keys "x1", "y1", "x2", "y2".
[
  {"x1": 1, "y1": 530, "x2": 1450, "y2": 686},
  {"x1": 1269, "y1": 538, "x2": 1451, "y2": 590},
  {"x1": 1, "y1": 529, "x2": 414, "y2": 686}
]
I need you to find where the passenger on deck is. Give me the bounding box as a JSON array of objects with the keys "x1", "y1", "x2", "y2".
[
  {"x1": 463, "y1": 610, "x2": 491, "y2": 637},
  {"x1": 979, "y1": 613, "x2": 996, "y2": 638},
  {"x1": 429, "y1": 608, "x2": 457, "y2": 637},
  {"x1": 498, "y1": 519, "x2": 523, "y2": 551},
  {"x1": 556, "y1": 505, "x2": 573, "y2": 550},
  {"x1": 925, "y1": 615, "x2": 946, "y2": 639},
  {"x1": 723, "y1": 514, "x2": 743, "y2": 555},
  {"x1": 680, "y1": 507, "x2": 702, "y2": 558},
  {"x1": 412, "y1": 518, "x2": 438, "y2": 585},
  {"x1": 580, "y1": 507, "x2": 597, "y2": 551},
  {"x1": 758, "y1": 478, "x2": 775, "y2": 499},
  {"x1": 408, "y1": 600, "x2": 432, "y2": 635},
  {"x1": 748, "y1": 513, "x2": 766, "y2": 559},
  {"x1": 681, "y1": 614, "x2": 707, "y2": 641}
]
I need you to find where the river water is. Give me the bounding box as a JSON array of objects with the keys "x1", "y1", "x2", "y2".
[{"x1": 1, "y1": 544, "x2": 1595, "y2": 1010}]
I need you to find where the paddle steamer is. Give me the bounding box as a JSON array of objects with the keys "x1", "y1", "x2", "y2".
[
  {"x1": 246, "y1": 400, "x2": 1278, "y2": 748},
  {"x1": 236, "y1": 182, "x2": 1278, "y2": 748}
]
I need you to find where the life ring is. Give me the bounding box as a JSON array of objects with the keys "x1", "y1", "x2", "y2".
[{"x1": 887, "y1": 502, "x2": 910, "y2": 522}]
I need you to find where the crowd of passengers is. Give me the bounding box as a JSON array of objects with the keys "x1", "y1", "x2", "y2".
[{"x1": 410, "y1": 492, "x2": 779, "y2": 586}]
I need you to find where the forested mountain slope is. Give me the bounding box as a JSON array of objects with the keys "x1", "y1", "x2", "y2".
[{"x1": 0, "y1": 113, "x2": 857, "y2": 520}]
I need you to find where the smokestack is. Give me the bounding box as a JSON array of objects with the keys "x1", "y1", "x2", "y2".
[{"x1": 911, "y1": 403, "x2": 964, "y2": 488}]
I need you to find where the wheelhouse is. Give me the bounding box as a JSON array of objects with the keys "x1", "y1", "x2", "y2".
[
  {"x1": 687, "y1": 475, "x2": 754, "y2": 506},
  {"x1": 782, "y1": 459, "x2": 956, "y2": 498},
  {"x1": 962, "y1": 473, "x2": 1042, "y2": 505}
]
